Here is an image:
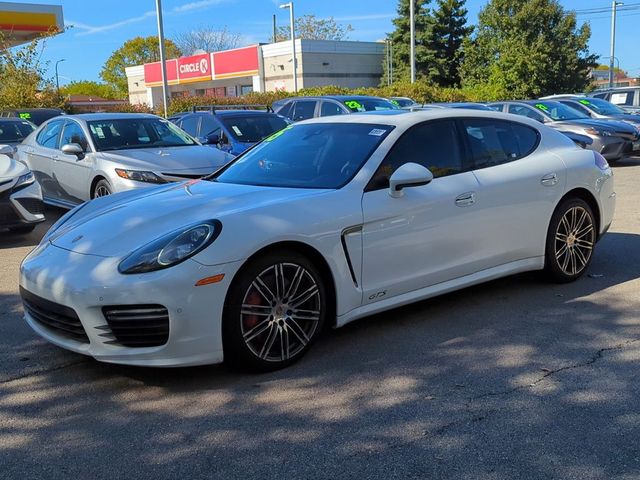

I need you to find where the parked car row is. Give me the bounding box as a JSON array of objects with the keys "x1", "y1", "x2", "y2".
[{"x1": 19, "y1": 105, "x2": 615, "y2": 371}]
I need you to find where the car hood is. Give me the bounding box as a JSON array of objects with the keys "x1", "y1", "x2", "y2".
[
  {"x1": 0, "y1": 154, "x2": 27, "y2": 180},
  {"x1": 553, "y1": 118, "x2": 637, "y2": 134},
  {"x1": 98, "y1": 145, "x2": 234, "y2": 173},
  {"x1": 609, "y1": 114, "x2": 640, "y2": 125},
  {"x1": 48, "y1": 180, "x2": 331, "y2": 258}
]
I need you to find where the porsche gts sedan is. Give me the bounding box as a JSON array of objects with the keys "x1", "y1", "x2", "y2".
[
  {"x1": 16, "y1": 113, "x2": 233, "y2": 208},
  {"x1": 20, "y1": 111, "x2": 616, "y2": 371}
]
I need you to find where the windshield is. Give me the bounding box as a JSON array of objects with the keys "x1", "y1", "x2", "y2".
[
  {"x1": 219, "y1": 115, "x2": 289, "y2": 143},
  {"x1": 533, "y1": 101, "x2": 590, "y2": 121},
  {"x1": 0, "y1": 120, "x2": 35, "y2": 143},
  {"x1": 214, "y1": 123, "x2": 393, "y2": 189},
  {"x1": 575, "y1": 98, "x2": 625, "y2": 115},
  {"x1": 87, "y1": 118, "x2": 197, "y2": 151},
  {"x1": 391, "y1": 98, "x2": 415, "y2": 107},
  {"x1": 341, "y1": 98, "x2": 399, "y2": 112}
]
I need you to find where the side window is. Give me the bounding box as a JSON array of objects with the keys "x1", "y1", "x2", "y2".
[
  {"x1": 179, "y1": 115, "x2": 200, "y2": 137},
  {"x1": 276, "y1": 102, "x2": 293, "y2": 119},
  {"x1": 561, "y1": 101, "x2": 589, "y2": 116},
  {"x1": 200, "y1": 116, "x2": 221, "y2": 137},
  {"x1": 60, "y1": 121, "x2": 89, "y2": 151},
  {"x1": 592, "y1": 92, "x2": 608, "y2": 100},
  {"x1": 367, "y1": 120, "x2": 464, "y2": 191},
  {"x1": 292, "y1": 101, "x2": 316, "y2": 121},
  {"x1": 489, "y1": 103, "x2": 505, "y2": 112},
  {"x1": 320, "y1": 101, "x2": 345, "y2": 117},
  {"x1": 610, "y1": 91, "x2": 634, "y2": 106},
  {"x1": 463, "y1": 119, "x2": 539, "y2": 169},
  {"x1": 508, "y1": 104, "x2": 545, "y2": 123},
  {"x1": 36, "y1": 120, "x2": 64, "y2": 149}
]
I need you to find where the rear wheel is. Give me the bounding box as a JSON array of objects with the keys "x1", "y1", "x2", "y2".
[
  {"x1": 545, "y1": 198, "x2": 596, "y2": 283},
  {"x1": 93, "y1": 179, "x2": 112, "y2": 198},
  {"x1": 222, "y1": 251, "x2": 327, "y2": 371}
]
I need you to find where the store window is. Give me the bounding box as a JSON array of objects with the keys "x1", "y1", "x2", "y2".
[{"x1": 240, "y1": 85, "x2": 253, "y2": 95}]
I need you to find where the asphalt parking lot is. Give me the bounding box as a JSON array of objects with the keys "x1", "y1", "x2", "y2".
[{"x1": 1, "y1": 157, "x2": 640, "y2": 480}]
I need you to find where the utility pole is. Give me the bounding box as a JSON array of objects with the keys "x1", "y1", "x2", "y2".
[
  {"x1": 409, "y1": 0, "x2": 415, "y2": 83},
  {"x1": 279, "y1": 2, "x2": 297, "y2": 92},
  {"x1": 55, "y1": 59, "x2": 65, "y2": 94},
  {"x1": 155, "y1": 0, "x2": 169, "y2": 117},
  {"x1": 272, "y1": 14, "x2": 277, "y2": 43},
  {"x1": 609, "y1": 1, "x2": 623, "y2": 89}
]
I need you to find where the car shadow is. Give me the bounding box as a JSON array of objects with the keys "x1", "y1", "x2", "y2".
[
  {"x1": 0, "y1": 206, "x2": 64, "y2": 249},
  {"x1": 2, "y1": 231, "x2": 640, "y2": 478}
]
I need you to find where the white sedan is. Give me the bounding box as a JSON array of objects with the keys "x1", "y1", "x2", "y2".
[{"x1": 19, "y1": 110, "x2": 616, "y2": 371}]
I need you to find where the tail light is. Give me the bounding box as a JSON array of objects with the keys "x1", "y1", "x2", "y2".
[{"x1": 593, "y1": 151, "x2": 609, "y2": 171}]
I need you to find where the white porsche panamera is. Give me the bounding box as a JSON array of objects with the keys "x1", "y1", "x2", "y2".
[{"x1": 19, "y1": 110, "x2": 616, "y2": 371}]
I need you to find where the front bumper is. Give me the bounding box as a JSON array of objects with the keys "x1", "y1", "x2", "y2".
[
  {"x1": 591, "y1": 135, "x2": 627, "y2": 161},
  {"x1": 19, "y1": 243, "x2": 242, "y2": 366},
  {"x1": 0, "y1": 181, "x2": 45, "y2": 228}
]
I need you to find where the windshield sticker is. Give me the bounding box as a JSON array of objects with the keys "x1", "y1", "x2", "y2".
[
  {"x1": 368, "y1": 128, "x2": 387, "y2": 136},
  {"x1": 232, "y1": 125, "x2": 243, "y2": 136},
  {"x1": 264, "y1": 125, "x2": 292, "y2": 142},
  {"x1": 19, "y1": 112, "x2": 31, "y2": 119},
  {"x1": 579, "y1": 99, "x2": 591, "y2": 105},
  {"x1": 344, "y1": 100, "x2": 364, "y2": 111},
  {"x1": 534, "y1": 103, "x2": 550, "y2": 112},
  {"x1": 389, "y1": 99, "x2": 400, "y2": 107}
]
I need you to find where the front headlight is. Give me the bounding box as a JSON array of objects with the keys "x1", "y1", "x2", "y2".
[
  {"x1": 584, "y1": 127, "x2": 612, "y2": 137},
  {"x1": 118, "y1": 220, "x2": 222, "y2": 274},
  {"x1": 14, "y1": 171, "x2": 35, "y2": 189},
  {"x1": 115, "y1": 169, "x2": 167, "y2": 184}
]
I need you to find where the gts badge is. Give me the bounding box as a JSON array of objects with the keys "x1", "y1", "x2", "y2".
[{"x1": 368, "y1": 291, "x2": 387, "y2": 301}]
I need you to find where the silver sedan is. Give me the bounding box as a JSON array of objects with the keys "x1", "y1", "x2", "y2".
[{"x1": 16, "y1": 113, "x2": 234, "y2": 208}]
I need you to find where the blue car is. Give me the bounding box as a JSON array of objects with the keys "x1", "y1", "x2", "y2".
[{"x1": 169, "y1": 106, "x2": 290, "y2": 156}]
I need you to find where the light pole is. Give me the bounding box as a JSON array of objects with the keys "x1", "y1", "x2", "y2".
[
  {"x1": 155, "y1": 0, "x2": 170, "y2": 117},
  {"x1": 409, "y1": 0, "x2": 415, "y2": 83},
  {"x1": 279, "y1": 2, "x2": 297, "y2": 93},
  {"x1": 609, "y1": 1, "x2": 624, "y2": 89},
  {"x1": 55, "y1": 59, "x2": 65, "y2": 93}
]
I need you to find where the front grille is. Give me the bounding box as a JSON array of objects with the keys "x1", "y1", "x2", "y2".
[
  {"x1": 102, "y1": 305, "x2": 169, "y2": 347},
  {"x1": 16, "y1": 197, "x2": 43, "y2": 215},
  {"x1": 20, "y1": 287, "x2": 89, "y2": 343}
]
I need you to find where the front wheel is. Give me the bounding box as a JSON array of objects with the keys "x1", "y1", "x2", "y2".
[
  {"x1": 545, "y1": 198, "x2": 596, "y2": 283},
  {"x1": 222, "y1": 251, "x2": 327, "y2": 371},
  {"x1": 93, "y1": 179, "x2": 112, "y2": 198}
]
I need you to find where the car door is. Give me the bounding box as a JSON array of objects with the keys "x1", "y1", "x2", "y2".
[
  {"x1": 291, "y1": 100, "x2": 317, "y2": 122},
  {"x1": 53, "y1": 120, "x2": 93, "y2": 204},
  {"x1": 462, "y1": 118, "x2": 566, "y2": 265},
  {"x1": 22, "y1": 119, "x2": 64, "y2": 199},
  {"x1": 319, "y1": 101, "x2": 347, "y2": 117},
  {"x1": 360, "y1": 120, "x2": 482, "y2": 303}
]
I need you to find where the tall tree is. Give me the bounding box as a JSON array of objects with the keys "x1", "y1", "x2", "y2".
[
  {"x1": 383, "y1": 0, "x2": 434, "y2": 84},
  {"x1": 423, "y1": 0, "x2": 473, "y2": 87},
  {"x1": 100, "y1": 36, "x2": 181, "y2": 96},
  {"x1": 0, "y1": 32, "x2": 62, "y2": 108},
  {"x1": 275, "y1": 15, "x2": 353, "y2": 41},
  {"x1": 174, "y1": 26, "x2": 240, "y2": 55},
  {"x1": 461, "y1": 0, "x2": 597, "y2": 98},
  {"x1": 60, "y1": 80, "x2": 124, "y2": 99}
]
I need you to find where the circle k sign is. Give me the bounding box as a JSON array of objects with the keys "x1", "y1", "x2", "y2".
[{"x1": 177, "y1": 54, "x2": 211, "y2": 80}]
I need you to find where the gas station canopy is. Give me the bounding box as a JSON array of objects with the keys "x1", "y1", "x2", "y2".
[{"x1": 0, "y1": 1, "x2": 64, "y2": 46}]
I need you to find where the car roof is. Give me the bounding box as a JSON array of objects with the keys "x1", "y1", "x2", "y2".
[
  {"x1": 296, "y1": 109, "x2": 543, "y2": 129},
  {"x1": 280, "y1": 95, "x2": 389, "y2": 101},
  {"x1": 62, "y1": 113, "x2": 160, "y2": 121},
  {"x1": 183, "y1": 110, "x2": 278, "y2": 116}
]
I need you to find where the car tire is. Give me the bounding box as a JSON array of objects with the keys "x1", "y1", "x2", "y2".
[
  {"x1": 8, "y1": 225, "x2": 36, "y2": 234},
  {"x1": 545, "y1": 197, "x2": 596, "y2": 283},
  {"x1": 222, "y1": 250, "x2": 327, "y2": 372},
  {"x1": 93, "y1": 179, "x2": 112, "y2": 198}
]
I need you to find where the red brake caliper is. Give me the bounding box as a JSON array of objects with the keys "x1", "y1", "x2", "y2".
[{"x1": 243, "y1": 290, "x2": 264, "y2": 331}]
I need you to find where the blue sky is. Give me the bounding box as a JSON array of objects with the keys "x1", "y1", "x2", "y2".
[{"x1": 26, "y1": 0, "x2": 640, "y2": 85}]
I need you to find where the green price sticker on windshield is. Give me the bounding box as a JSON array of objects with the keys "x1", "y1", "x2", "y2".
[
  {"x1": 579, "y1": 99, "x2": 591, "y2": 105},
  {"x1": 19, "y1": 112, "x2": 31, "y2": 119},
  {"x1": 390, "y1": 99, "x2": 400, "y2": 107},
  {"x1": 534, "y1": 103, "x2": 549, "y2": 112},
  {"x1": 344, "y1": 100, "x2": 363, "y2": 111},
  {"x1": 264, "y1": 125, "x2": 292, "y2": 142}
]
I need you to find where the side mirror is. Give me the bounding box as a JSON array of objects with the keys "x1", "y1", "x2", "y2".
[
  {"x1": 205, "y1": 133, "x2": 220, "y2": 145},
  {"x1": 61, "y1": 143, "x2": 84, "y2": 158},
  {"x1": 389, "y1": 162, "x2": 434, "y2": 198},
  {"x1": 0, "y1": 144, "x2": 14, "y2": 156}
]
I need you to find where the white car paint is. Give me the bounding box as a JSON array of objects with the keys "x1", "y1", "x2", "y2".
[
  {"x1": 0, "y1": 155, "x2": 44, "y2": 229},
  {"x1": 19, "y1": 110, "x2": 616, "y2": 367}
]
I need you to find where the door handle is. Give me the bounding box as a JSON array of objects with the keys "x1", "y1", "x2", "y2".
[
  {"x1": 541, "y1": 173, "x2": 558, "y2": 186},
  {"x1": 455, "y1": 192, "x2": 476, "y2": 207}
]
